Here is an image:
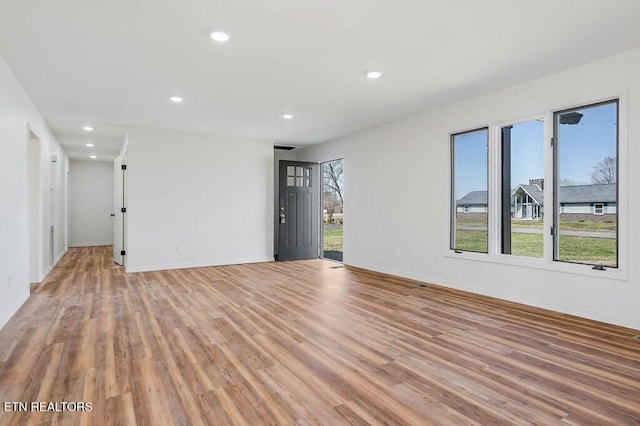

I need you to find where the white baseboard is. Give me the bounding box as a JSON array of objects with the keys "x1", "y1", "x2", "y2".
[
  {"x1": 125, "y1": 257, "x2": 273, "y2": 273},
  {"x1": 37, "y1": 247, "x2": 68, "y2": 283},
  {"x1": 69, "y1": 241, "x2": 113, "y2": 247},
  {"x1": 345, "y1": 260, "x2": 640, "y2": 331},
  {"x1": 0, "y1": 293, "x2": 29, "y2": 331},
  {"x1": 54, "y1": 248, "x2": 67, "y2": 265}
]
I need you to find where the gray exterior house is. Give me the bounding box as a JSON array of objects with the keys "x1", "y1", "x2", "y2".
[{"x1": 457, "y1": 180, "x2": 617, "y2": 221}]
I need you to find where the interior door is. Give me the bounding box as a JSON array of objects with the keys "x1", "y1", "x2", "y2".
[
  {"x1": 278, "y1": 160, "x2": 319, "y2": 261},
  {"x1": 113, "y1": 155, "x2": 124, "y2": 265}
]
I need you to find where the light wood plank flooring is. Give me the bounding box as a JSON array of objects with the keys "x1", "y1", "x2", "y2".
[{"x1": 1, "y1": 246, "x2": 639, "y2": 425}]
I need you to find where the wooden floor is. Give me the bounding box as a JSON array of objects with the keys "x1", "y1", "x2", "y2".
[{"x1": 0, "y1": 247, "x2": 639, "y2": 425}]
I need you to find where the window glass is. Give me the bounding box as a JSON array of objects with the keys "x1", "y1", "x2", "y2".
[
  {"x1": 554, "y1": 101, "x2": 618, "y2": 268},
  {"x1": 501, "y1": 120, "x2": 544, "y2": 258},
  {"x1": 451, "y1": 128, "x2": 489, "y2": 253}
]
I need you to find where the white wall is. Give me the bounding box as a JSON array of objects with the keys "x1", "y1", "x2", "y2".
[
  {"x1": 125, "y1": 126, "x2": 274, "y2": 272},
  {"x1": 296, "y1": 48, "x2": 640, "y2": 330},
  {"x1": 69, "y1": 160, "x2": 114, "y2": 247},
  {"x1": 0, "y1": 54, "x2": 68, "y2": 329}
]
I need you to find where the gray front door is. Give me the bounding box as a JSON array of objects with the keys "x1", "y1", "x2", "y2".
[{"x1": 278, "y1": 160, "x2": 319, "y2": 261}]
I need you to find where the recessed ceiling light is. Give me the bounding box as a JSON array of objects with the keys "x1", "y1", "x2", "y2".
[
  {"x1": 366, "y1": 71, "x2": 382, "y2": 80},
  {"x1": 82, "y1": 126, "x2": 94, "y2": 132},
  {"x1": 85, "y1": 143, "x2": 94, "y2": 147},
  {"x1": 282, "y1": 114, "x2": 294, "y2": 120},
  {"x1": 89, "y1": 155, "x2": 97, "y2": 159},
  {"x1": 170, "y1": 96, "x2": 184, "y2": 103},
  {"x1": 210, "y1": 31, "x2": 230, "y2": 42}
]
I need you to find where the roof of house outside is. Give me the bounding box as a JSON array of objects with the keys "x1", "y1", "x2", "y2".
[
  {"x1": 456, "y1": 190, "x2": 488, "y2": 205},
  {"x1": 457, "y1": 183, "x2": 616, "y2": 206},
  {"x1": 559, "y1": 183, "x2": 616, "y2": 204}
]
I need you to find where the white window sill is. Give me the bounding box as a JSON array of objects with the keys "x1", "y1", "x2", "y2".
[{"x1": 444, "y1": 250, "x2": 628, "y2": 281}]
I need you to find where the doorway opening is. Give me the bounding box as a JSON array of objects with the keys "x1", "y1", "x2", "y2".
[
  {"x1": 321, "y1": 159, "x2": 344, "y2": 262},
  {"x1": 113, "y1": 155, "x2": 125, "y2": 266},
  {"x1": 28, "y1": 130, "x2": 41, "y2": 283}
]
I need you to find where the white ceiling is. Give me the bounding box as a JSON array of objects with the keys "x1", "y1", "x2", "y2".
[{"x1": 2, "y1": 0, "x2": 640, "y2": 160}]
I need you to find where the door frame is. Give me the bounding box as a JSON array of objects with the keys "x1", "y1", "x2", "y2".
[
  {"x1": 27, "y1": 127, "x2": 42, "y2": 283},
  {"x1": 319, "y1": 158, "x2": 344, "y2": 262},
  {"x1": 113, "y1": 155, "x2": 125, "y2": 266}
]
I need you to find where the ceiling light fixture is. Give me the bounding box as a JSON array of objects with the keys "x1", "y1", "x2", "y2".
[
  {"x1": 366, "y1": 71, "x2": 382, "y2": 80},
  {"x1": 89, "y1": 155, "x2": 97, "y2": 159},
  {"x1": 170, "y1": 96, "x2": 184, "y2": 103},
  {"x1": 82, "y1": 126, "x2": 94, "y2": 131},
  {"x1": 282, "y1": 114, "x2": 294, "y2": 120},
  {"x1": 210, "y1": 31, "x2": 230, "y2": 42},
  {"x1": 85, "y1": 143, "x2": 94, "y2": 147}
]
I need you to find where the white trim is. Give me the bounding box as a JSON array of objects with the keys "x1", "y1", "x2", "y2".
[
  {"x1": 54, "y1": 248, "x2": 67, "y2": 265},
  {"x1": 444, "y1": 249, "x2": 627, "y2": 281},
  {"x1": 69, "y1": 241, "x2": 114, "y2": 247},
  {"x1": 37, "y1": 248, "x2": 68, "y2": 283},
  {"x1": 125, "y1": 257, "x2": 273, "y2": 273},
  {"x1": 0, "y1": 294, "x2": 29, "y2": 330}
]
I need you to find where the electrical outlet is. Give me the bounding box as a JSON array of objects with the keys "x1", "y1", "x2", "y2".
[
  {"x1": 176, "y1": 244, "x2": 183, "y2": 253},
  {"x1": 411, "y1": 249, "x2": 417, "y2": 260},
  {"x1": 395, "y1": 248, "x2": 401, "y2": 257}
]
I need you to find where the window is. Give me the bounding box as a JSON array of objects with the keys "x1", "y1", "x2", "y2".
[
  {"x1": 501, "y1": 119, "x2": 544, "y2": 258},
  {"x1": 287, "y1": 165, "x2": 312, "y2": 187},
  {"x1": 553, "y1": 100, "x2": 618, "y2": 268},
  {"x1": 451, "y1": 128, "x2": 488, "y2": 253},
  {"x1": 449, "y1": 98, "x2": 621, "y2": 272}
]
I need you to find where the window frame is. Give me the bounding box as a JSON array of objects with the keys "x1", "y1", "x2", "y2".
[
  {"x1": 450, "y1": 127, "x2": 489, "y2": 254},
  {"x1": 552, "y1": 99, "x2": 619, "y2": 268},
  {"x1": 499, "y1": 118, "x2": 545, "y2": 259},
  {"x1": 446, "y1": 95, "x2": 626, "y2": 280}
]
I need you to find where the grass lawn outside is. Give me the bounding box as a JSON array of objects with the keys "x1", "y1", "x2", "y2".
[
  {"x1": 326, "y1": 221, "x2": 616, "y2": 266},
  {"x1": 510, "y1": 219, "x2": 616, "y2": 232},
  {"x1": 511, "y1": 233, "x2": 543, "y2": 258},
  {"x1": 323, "y1": 227, "x2": 344, "y2": 252},
  {"x1": 454, "y1": 230, "x2": 616, "y2": 266},
  {"x1": 454, "y1": 230, "x2": 488, "y2": 253},
  {"x1": 558, "y1": 235, "x2": 617, "y2": 267},
  {"x1": 456, "y1": 219, "x2": 616, "y2": 232}
]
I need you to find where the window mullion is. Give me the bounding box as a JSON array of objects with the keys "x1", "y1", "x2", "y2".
[{"x1": 488, "y1": 124, "x2": 501, "y2": 256}]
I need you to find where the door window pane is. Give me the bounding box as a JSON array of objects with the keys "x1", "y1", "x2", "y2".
[
  {"x1": 554, "y1": 101, "x2": 618, "y2": 268},
  {"x1": 451, "y1": 128, "x2": 489, "y2": 253}
]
